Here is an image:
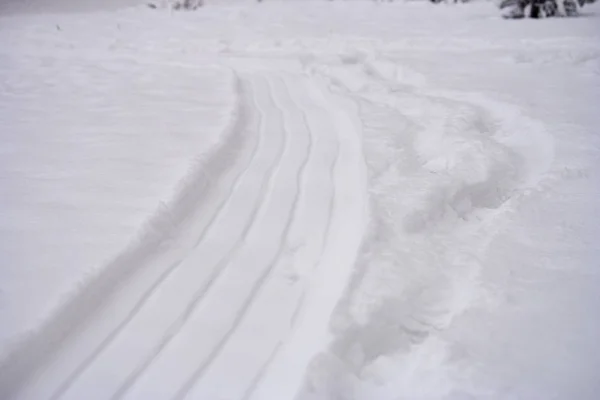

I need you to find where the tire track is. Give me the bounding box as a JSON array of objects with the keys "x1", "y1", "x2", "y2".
[
  {"x1": 64, "y1": 74, "x2": 279, "y2": 400},
  {"x1": 110, "y1": 74, "x2": 289, "y2": 400},
  {"x1": 241, "y1": 342, "x2": 282, "y2": 400},
  {"x1": 1, "y1": 69, "x2": 249, "y2": 400},
  {"x1": 41, "y1": 74, "x2": 260, "y2": 400},
  {"x1": 103, "y1": 75, "x2": 276, "y2": 400},
  {"x1": 286, "y1": 77, "x2": 339, "y2": 332},
  {"x1": 185, "y1": 74, "x2": 323, "y2": 400},
  {"x1": 241, "y1": 75, "x2": 340, "y2": 400},
  {"x1": 248, "y1": 75, "x2": 368, "y2": 400},
  {"x1": 171, "y1": 75, "x2": 309, "y2": 400}
]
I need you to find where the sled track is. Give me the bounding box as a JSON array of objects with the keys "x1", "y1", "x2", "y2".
[
  {"x1": 48, "y1": 75, "x2": 271, "y2": 400},
  {"x1": 170, "y1": 75, "x2": 309, "y2": 400},
  {"x1": 105, "y1": 75, "x2": 280, "y2": 400},
  {"x1": 3, "y1": 70, "x2": 367, "y2": 400},
  {"x1": 0, "y1": 69, "x2": 248, "y2": 400}
]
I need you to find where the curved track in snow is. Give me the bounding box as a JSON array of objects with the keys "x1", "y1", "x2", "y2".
[
  {"x1": 1, "y1": 71, "x2": 367, "y2": 400},
  {"x1": 0, "y1": 50, "x2": 555, "y2": 400}
]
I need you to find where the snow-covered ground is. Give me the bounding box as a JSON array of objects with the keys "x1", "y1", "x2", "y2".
[{"x1": 1, "y1": 1, "x2": 599, "y2": 399}]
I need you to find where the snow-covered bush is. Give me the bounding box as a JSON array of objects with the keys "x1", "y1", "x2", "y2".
[
  {"x1": 499, "y1": 0, "x2": 583, "y2": 18},
  {"x1": 148, "y1": 0, "x2": 203, "y2": 10}
]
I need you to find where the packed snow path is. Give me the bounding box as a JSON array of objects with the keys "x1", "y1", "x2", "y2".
[
  {"x1": 1, "y1": 72, "x2": 367, "y2": 400},
  {"x1": 2, "y1": 2, "x2": 599, "y2": 399}
]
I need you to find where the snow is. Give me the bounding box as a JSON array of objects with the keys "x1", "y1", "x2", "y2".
[
  {"x1": 0, "y1": 11, "x2": 235, "y2": 362},
  {"x1": 1, "y1": 1, "x2": 599, "y2": 400}
]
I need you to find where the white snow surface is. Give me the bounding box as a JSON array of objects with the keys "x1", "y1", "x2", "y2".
[{"x1": 1, "y1": 1, "x2": 599, "y2": 400}]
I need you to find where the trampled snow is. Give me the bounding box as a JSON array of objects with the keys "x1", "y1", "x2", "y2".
[{"x1": 0, "y1": 1, "x2": 599, "y2": 399}]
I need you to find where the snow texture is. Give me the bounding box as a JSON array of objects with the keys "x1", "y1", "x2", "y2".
[{"x1": 0, "y1": 1, "x2": 599, "y2": 400}]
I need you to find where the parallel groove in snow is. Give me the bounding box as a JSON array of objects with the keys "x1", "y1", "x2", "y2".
[
  {"x1": 0, "y1": 69, "x2": 245, "y2": 400},
  {"x1": 182, "y1": 75, "x2": 324, "y2": 400},
  {"x1": 115, "y1": 73, "x2": 291, "y2": 400},
  {"x1": 59, "y1": 74, "x2": 286, "y2": 400},
  {"x1": 246, "y1": 76, "x2": 368, "y2": 400},
  {"x1": 239, "y1": 76, "x2": 343, "y2": 400},
  {"x1": 240, "y1": 342, "x2": 283, "y2": 400},
  {"x1": 5, "y1": 68, "x2": 367, "y2": 400},
  {"x1": 173, "y1": 75, "x2": 309, "y2": 400},
  {"x1": 107, "y1": 76, "x2": 269, "y2": 400},
  {"x1": 45, "y1": 72, "x2": 262, "y2": 400},
  {"x1": 285, "y1": 77, "x2": 339, "y2": 334}
]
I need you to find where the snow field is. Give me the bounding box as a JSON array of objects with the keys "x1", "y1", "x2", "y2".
[{"x1": 1, "y1": 1, "x2": 599, "y2": 399}]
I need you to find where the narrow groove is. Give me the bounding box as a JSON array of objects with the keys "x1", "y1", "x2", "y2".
[
  {"x1": 288, "y1": 79, "x2": 339, "y2": 332},
  {"x1": 45, "y1": 71, "x2": 253, "y2": 400},
  {"x1": 240, "y1": 77, "x2": 342, "y2": 400},
  {"x1": 239, "y1": 76, "x2": 318, "y2": 400},
  {"x1": 240, "y1": 342, "x2": 282, "y2": 400},
  {"x1": 107, "y1": 76, "x2": 277, "y2": 400},
  {"x1": 172, "y1": 75, "x2": 306, "y2": 400}
]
